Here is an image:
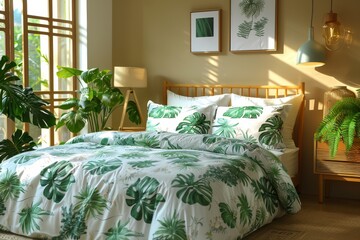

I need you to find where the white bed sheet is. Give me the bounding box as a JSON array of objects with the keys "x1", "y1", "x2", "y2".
[{"x1": 270, "y1": 148, "x2": 299, "y2": 178}]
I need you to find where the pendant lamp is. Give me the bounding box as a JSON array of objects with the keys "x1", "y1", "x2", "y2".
[
  {"x1": 296, "y1": 0, "x2": 326, "y2": 67},
  {"x1": 322, "y1": 0, "x2": 342, "y2": 51}
]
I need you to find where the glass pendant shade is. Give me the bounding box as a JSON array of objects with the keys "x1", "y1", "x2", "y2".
[
  {"x1": 322, "y1": 11, "x2": 343, "y2": 51},
  {"x1": 296, "y1": 27, "x2": 326, "y2": 67}
]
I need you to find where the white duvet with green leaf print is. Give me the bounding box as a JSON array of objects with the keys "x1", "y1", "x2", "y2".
[{"x1": 0, "y1": 131, "x2": 300, "y2": 239}]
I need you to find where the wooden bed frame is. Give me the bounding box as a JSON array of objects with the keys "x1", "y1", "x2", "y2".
[{"x1": 163, "y1": 81, "x2": 305, "y2": 187}]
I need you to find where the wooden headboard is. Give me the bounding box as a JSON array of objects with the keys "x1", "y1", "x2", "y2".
[{"x1": 163, "y1": 81, "x2": 305, "y2": 187}]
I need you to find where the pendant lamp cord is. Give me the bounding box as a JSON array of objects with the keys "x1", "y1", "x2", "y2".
[
  {"x1": 310, "y1": 0, "x2": 314, "y2": 27},
  {"x1": 330, "y1": 0, "x2": 333, "y2": 12}
]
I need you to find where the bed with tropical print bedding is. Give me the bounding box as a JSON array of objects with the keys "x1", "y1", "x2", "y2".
[{"x1": 0, "y1": 131, "x2": 300, "y2": 239}]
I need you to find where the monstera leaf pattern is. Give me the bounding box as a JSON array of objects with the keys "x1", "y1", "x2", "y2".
[
  {"x1": 212, "y1": 118, "x2": 238, "y2": 138},
  {"x1": 126, "y1": 176, "x2": 166, "y2": 224},
  {"x1": 146, "y1": 101, "x2": 213, "y2": 134},
  {"x1": 223, "y1": 106, "x2": 263, "y2": 119},
  {"x1": 176, "y1": 112, "x2": 211, "y2": 134},
  {"x1": 149, "y1": 105, "x2": 181, "y2": 118},
  {"x1": 172, "y1": 173, "x2": 212, "y2": 206},
  {"x1": 213, "y1": 105, "x2": 286, "y2": 150},
  {"x1": 219, "y1": 202, "x2": 237, "y2": 228},
  {"x1": 0, "y1": 131, "x2": 300, "y2": 239},
  {"x1": 83, "y1": 158, "x2": 123, "y2": 175},
  {"x1": 258, "y1": 115, "x2": 283, "y2": 147},
  {"x1": 40, "y1": 161, "x2": 75, "y2": 203}
]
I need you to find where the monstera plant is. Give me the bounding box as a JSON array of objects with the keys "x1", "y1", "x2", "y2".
[
  {"x1": 56, "y1": 66, "x2": 140, "y2": 133},
  {"x1": 315, "y1": 90, "x2": 360, "y2": 157},
  {"x1": 0, "y1": 55, "x2": 56, "y2": 162}
]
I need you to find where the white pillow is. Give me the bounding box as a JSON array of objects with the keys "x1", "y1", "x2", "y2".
[
  {"x1": 231, "y1": 93, "x2": 304, "y2": 149},
  {"x1": 212, "y1": 105, "x2": 290, "y2": 150},
  {"x1": 146, "y1": 100, "x2": 214, "y2": 134},
  {"x1": 167, "y1": 90, "x2": 231, "y2": 107}
]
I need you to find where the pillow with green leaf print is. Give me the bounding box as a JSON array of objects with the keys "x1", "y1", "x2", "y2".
[
  {"x1": 146, "y1": 100, "x2": 214, "y2": 134},
  {"x1": 211, "y1": 105, "x2": 291, "y2": 150}
]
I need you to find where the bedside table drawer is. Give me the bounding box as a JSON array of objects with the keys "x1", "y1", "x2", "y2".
[{"x1": 315, "y1": 159, "x2": 360, "y2": 177}]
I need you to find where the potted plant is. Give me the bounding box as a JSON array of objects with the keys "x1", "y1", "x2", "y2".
[
  {"x1": 0, "y1": 55, "x2": 56, "y2": 162},
  {"x1": 315, "y1": 89, "x2": 360, "y2": 157},
  {"x1": 56, "y1": 66, "x2": 141, "y2": 133}
]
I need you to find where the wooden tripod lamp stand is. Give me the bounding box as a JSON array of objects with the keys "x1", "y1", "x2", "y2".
[{"x1": 114, "y1": 66, "x2": 147, "y2": 131}]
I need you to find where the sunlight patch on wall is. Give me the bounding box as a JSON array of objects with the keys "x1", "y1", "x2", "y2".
[
  {"x1": 268, "y1": 70, "x2": 295, "y2": 86},
  {"x1": 206, "y1": 56, "x2": 219, "y2": 82}
]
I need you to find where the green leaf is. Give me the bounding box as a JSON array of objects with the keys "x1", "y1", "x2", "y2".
[
  {"x1": 127, "y1": 101, "x2": 141, "y2": 125},
  {"x1": 0, "y1": 56, "x2": 55, "y2": 128},
  {"x1": 55, "y1": 66, "x2": 139, "y2": 133},
  {"x1": 58, "y1": 98, "x2": 79, "y2": 110},
  {"x1": 80, "y1": 68, "x2": 100, "y2": 83},
  {"x1": 0, "y1": 129, "x2": 37, "y2": 162},
  {"x1": 57, "y1": 110, "x2": 87, "y2": 133},
  {"x1": 56, "y1": 66, "x2": 82, "y2": 78}
]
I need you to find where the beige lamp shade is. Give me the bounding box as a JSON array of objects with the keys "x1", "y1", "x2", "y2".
[{"x1": 114, "y1": 66, "x2": 147, "y2": 88}]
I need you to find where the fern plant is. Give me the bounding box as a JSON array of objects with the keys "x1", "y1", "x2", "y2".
[{"x1": 315, "y1": 92, "x2": 360, "y2": 157}]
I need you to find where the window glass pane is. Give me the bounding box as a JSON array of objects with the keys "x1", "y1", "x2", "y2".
[
  {"x1": 0, "y1": 31, "x2": 5, "y2": 56},
  {"x1": 53, "y1": 0, "x2": 72, "y2": 21},
  {"x1": 28, "y1": 33, "x2": 49, "y2": 91},
  {"x1": 54, "y1": 36, "x2": 74, "y2": 91},
  {"x1": 27, "y1": 0, "x2": 48, "y2": 17},
  {"x1": 0, "y1": 115, "x2": 7, "y2": 141},
  {"x1": 13, "y1": 0, "x2": 23, "y2": 68}
]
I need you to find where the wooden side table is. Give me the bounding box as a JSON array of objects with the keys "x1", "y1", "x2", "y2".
[{"x1": 314, "y1": 139, "x2": 360, "y2": 203}]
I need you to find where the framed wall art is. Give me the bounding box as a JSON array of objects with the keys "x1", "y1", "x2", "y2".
[
  {"x1": 230, "y1": 0, "x2": 277, "y2": 52},
  {"x1": 190, "y1": 9, "x2": 221, "y2": 54}
]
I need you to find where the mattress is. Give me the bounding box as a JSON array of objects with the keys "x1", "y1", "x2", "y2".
[{"x1": 271, "y1": 148, "x2": 299, "y2": 178}]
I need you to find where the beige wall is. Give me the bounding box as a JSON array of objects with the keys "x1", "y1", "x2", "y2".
[{"x1": 112, "y1": 0, "x2": 360, "y2": 198}]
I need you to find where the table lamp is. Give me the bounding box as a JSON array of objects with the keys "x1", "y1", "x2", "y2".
[{"x1": 114, "y1": 66, "x2": 147, "y2": 131}]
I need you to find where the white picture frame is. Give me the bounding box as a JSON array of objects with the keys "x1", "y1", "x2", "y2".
[{"x1": 230, "y1": 0, "x2": 277, "y2": 52}]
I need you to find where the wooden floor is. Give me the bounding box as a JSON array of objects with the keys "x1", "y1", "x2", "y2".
[
  {"x1": 1, "y1": 195, "x2": 359, "y2": 240},
  {"x1": 245, "y1": 194, "x2": 360, "y2": 240}
]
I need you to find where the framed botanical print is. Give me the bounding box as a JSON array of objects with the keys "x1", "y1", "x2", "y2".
[
  {"x1": 190, "y1": 9, "x2": 221, "y2": 54},
  {"x1": 230, "y1": 0, "x2": 277, "y2": 52}
]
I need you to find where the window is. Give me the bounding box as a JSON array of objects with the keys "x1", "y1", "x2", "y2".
[{"x1": 0, "y1": 0, "x2": 77, "y2": 146}]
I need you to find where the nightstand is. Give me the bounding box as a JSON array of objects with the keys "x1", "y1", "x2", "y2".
[{"x1": 314, "y1": 139, "x2": 360, "y2": 203}]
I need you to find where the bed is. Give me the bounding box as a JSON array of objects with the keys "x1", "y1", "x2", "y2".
[
  {"x1": 163, "y1": 81, "x2": 305, "y2": 187},
  {"x1": 0, "y1": 81, "x2": 304, "y2": 239}
]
